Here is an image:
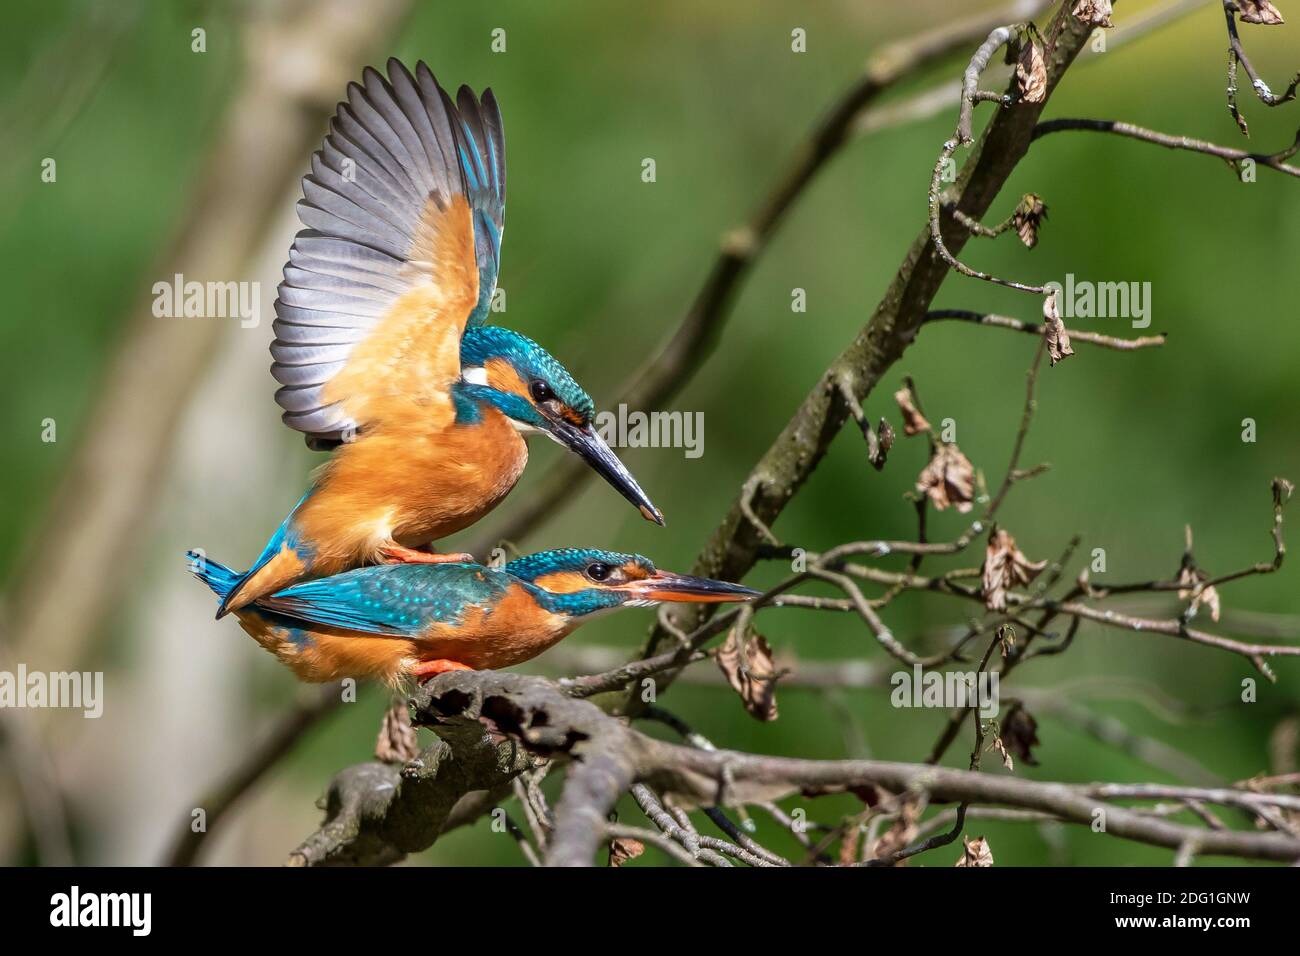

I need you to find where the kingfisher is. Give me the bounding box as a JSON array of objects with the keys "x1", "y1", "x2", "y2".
[
  {"x1": 189, "y1": 548, "x2": 758, "y2": 685},
  {"x1": 216, "y1": 59, "x2": 662, "y2": 618}
]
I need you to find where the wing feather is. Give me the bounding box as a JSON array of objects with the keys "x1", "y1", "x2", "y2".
[
  {"x1": 257, "y1": 563, "x2": 507, "y2": 637},
  {"x1": 453, "y1": 85, "x2": 506, "y2": 326},
  {"x1": 272, "y1": 59, "x2": 507, "y2": 445}
]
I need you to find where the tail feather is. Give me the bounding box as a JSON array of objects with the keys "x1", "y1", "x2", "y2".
[
  {"x1": 186, "y1": 550, "x2": 243, "y2": 605},
  {"x1": 214, "y1": 492, "x2": 311, "y2": 619}
]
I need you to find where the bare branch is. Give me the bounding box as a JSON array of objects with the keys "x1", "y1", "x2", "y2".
[
  {"x1": 1222, "y1": 0, "x2": 1300, "y2": 135},
  {"x1": 287, "y1": 712, "x2": 539, "y2": 867},
  {"x1": 1033, "y1": 117, "x2": 1300, "y2": 177},
  {"x1": 466, "y1": 0, "x2": 1057, "y2": 555},
  {"x1": 925, "y1": 308, "x2": 1167, "y2": 350},
  {"x1": 293, "y1": 670, "x2": 1300, "y2": 866},
  {"x1": 630, "y1": 5, "x2": 1099, "y2": 708}
]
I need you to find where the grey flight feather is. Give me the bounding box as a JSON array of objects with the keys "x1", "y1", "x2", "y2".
[{"x1": 271, "y1": 59, "x2": 502, "y2": 446}]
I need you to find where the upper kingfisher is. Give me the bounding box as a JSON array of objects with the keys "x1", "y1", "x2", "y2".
[
  {"x1": 190, "y1": 549, "x2": 758, "y2": 684},
  {"x1": 217, "y1": 59, "x2": 663, "y2": 618}
]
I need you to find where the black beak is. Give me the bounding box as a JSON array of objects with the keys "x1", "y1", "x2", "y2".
[
  {"x1": 628, "y1": 571, "x2": 762, "y2": 604},
  {"x1": 552, "y1": 420, "x2": 665, "y2": 525}
]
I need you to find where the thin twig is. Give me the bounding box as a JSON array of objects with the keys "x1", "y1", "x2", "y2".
[
  {"x1": 1033, "y1": 117, "x2": 1300, "y2": 177},
  {"x1": 1222, "y1": 0, "x2": 1300, "y2": 136},
  {"x1": 926, "y1": 309, "x2": 1167, "y2": 350},
  {"x1": 466, "y1": 0, "x2": 1056, "y2": 556}
]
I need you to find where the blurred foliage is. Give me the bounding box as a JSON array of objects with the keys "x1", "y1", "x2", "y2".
[{"x1": 2, "y1": 0, "x2": 1298, "y2": 866}]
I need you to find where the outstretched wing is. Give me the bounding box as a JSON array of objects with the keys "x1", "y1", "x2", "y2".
[
  {"x1": 257, "y1": 563, "x2": 508, "y2": 637},
  {"x1": 271, "y1": 59, "x2": 507, "y2": 447}
]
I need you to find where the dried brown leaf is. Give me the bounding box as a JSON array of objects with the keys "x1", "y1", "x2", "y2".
[
  {"x1": 839, "y1": 824, "x2": 862, "y2": 866},
  {"x1": 1200, "y1": 583, "x2": 1223, "y2": 623},
  {"x1": 917, "y1": 443, "x2": 976, "y2": 513},
  {"x1": 1273, "y1": 476, "x2": 1294, "y2": 507},
  {"x1": 1177, "y1": 562, "x2": 1222, "y2": 623},
  {"x1": 893, "y1": 387, "x2": 932, "y2": 436},
  {"x1": 870, "y1": 793, "x2": 922, "y2": 865},
  {"x1": 1043, "y1": 291, "x2": 1074, "y2": 366},
  {"x1": 982, "y1": 527, "x2": 1048, "y2": 612},
  {"x1": 871, "y1": 417, "x2": 895, "y2": 471},
  {"x1": 1012, "y1": 193, "x2": 1049, "y2": 249},
  {"x1": 992, "y1": 735, "x2": 1015, "y2": 772},
  {"x1": 374, "y1": 700, "x2": 420, "y2": 764},
  {"x1": 1238, "y1": 0, "x2": 1285, "y2": 25},
  {"x1": 717, "y1": 625, "x2": 780, "y2": 721},
  {"x1": 954, "y1": 835, "x2": 994, "y2": 867},
  {"x1": 608, "y1": 836, "x2": 645, "y2": 867},
  {"x1": 1016, "y1": 36, "x2": 1047, "y2": 103},
  {"x1": 1072, "y1": 0, "x2": 1114, "y2": 28},
  {"x1": 997, "y1": 623, "x2": 1016, "y2": 658},
  {"x1": 1001, "y1": 700, "x2": 1041, "y2": 767}
]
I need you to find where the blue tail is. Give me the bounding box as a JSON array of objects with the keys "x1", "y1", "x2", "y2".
[
  {"x1": 187, "y1": 550, "x2": 242, "y2": 603},
  {"x1": 214, "y1": 491, "x2": 312, "y2": 619}
]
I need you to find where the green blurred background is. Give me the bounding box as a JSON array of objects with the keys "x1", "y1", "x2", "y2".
[{"x1": 1, "y1": 0, "x2": 1297, "y2": 866}]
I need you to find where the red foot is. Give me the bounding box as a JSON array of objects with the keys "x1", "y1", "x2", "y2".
[
  {"x1": 380, "y1": 543, "x2": 474, "y2": 565},
  {"x1": 410, "y1": 659, "x2": 474, "y2": 682}
]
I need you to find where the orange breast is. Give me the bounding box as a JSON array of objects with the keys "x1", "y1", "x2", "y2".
[
  {"x1": 294, "y1": 407, "x2": 528, "y2": 573},
  {"x1": 412, "y1": 583, "x2": 575, "y2": 670}
]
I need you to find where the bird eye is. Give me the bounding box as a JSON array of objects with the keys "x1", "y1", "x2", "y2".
[
  {"x1": 530, "y1": 380, "x2": 554, "y2": 403},
  {"x1": 586, "y1": 562, "x2": 611, "y2": 582}
]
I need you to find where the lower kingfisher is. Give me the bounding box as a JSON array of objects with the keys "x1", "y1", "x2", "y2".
[
  {"x1": 189, "y1": 549, "x2": 758, "y2": 685},
  {"x1": 216, "y1": 59, "x2": 662, "y2": 618}
]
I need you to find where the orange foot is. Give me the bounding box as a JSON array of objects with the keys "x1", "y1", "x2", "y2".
[
  {"x1": 380, "y1": 543, "x2": 475, "y2": 565},
  {"x1": 410, "y1": 659, "x2": 474, "y2": 682}
]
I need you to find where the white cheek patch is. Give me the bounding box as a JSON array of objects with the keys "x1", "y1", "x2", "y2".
[{"x1": 513, "y1": 419, "x2": 542, "y2": 436}]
